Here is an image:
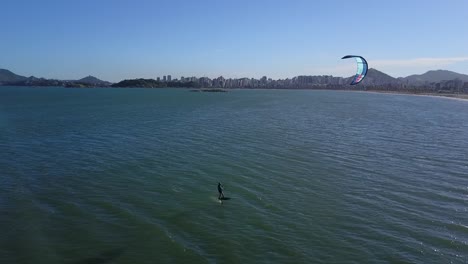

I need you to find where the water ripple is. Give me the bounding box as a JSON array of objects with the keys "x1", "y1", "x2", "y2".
[{"x1": 1, "y1": 88, "x2": 468, "y2": 263}]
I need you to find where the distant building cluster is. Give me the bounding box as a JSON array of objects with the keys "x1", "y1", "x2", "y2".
[
  {"x1": 152, "y1": 74, "x2": 468, "y2": 93},
  {"x1": 154, "y1": 75, "x2": 349, "y2": 89}
]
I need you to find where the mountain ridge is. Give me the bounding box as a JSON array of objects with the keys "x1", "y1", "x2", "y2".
[
  {"x1": 77, "y1": 75, "x2": 111, "y2": 86},
  {"x1": 0, "y1": 69, "x2": 27, "y2": 84},
  {"x1": 0, "y1": 69, "x2": 111, "y2": 87},
  {"x1": 402, "y1": 70, "x2": 468, "y2": 83},
  {"x1": 1, "y1": 68, "x2": 468, "y2": 87}
]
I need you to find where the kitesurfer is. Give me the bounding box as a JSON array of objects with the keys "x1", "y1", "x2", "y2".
[{"x1": 218, "y1": 182, "x2": 225, "y2": 200}]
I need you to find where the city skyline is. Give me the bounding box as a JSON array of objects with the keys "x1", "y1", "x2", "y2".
[{"x1": 1, "y1": 0, "x2": 468, "y2": 82}]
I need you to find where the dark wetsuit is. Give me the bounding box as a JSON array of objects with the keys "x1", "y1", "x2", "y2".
[{"x1": 218, "y1": 183, "x2": 224, "y2": 199}]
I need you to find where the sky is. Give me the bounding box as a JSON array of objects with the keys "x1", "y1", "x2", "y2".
[{"x1": 1, "y1": 0, "x2": 468, "y2": 82}]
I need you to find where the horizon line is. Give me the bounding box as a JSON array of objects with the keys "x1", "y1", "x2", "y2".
[{"x1": 2, "y1": 67, "x2": 467, "y2": 83}]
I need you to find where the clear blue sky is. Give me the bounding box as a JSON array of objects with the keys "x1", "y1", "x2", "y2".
[{"x1": 2, "y1": 0, "x2": 468, "y2": 81}]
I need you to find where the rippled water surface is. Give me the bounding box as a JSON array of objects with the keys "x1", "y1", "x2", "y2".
[{"x1": 1, "y1": 87, "x2": 467, "y2": 263}]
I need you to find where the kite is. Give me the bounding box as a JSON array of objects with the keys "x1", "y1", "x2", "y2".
[{"x1": 342, "y1": 55, "x2": 368, "y2": 85}]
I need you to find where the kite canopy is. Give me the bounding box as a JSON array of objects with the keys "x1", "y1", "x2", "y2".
[{"x1": 342, "y1": 55, "x2": 368, "y2": 85}]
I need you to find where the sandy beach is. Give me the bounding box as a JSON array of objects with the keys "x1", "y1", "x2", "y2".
[{"x1": 347, "y1": 90, "x2": 468, "y2": 102}]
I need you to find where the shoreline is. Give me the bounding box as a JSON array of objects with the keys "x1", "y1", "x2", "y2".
[
  {"x1": 347, "y1": 90, "x2": 468, "y2": 101},
  {"x1": 2, "y1": 85, "x2": 468, "y2": 101},
  {"x1": 225, "y1": 88, "x2": 468, "y2": 101}
]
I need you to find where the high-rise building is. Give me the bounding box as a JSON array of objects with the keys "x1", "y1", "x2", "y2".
[
  {"x1": 157, "y1": 77, "x2": 160, "y2": 81},
  {"x1": 163, "y1": 76, "x2": 167, "y2": 82},
  {"x1": 167, "y1": 75, "x2": 171, "y2": 82}
]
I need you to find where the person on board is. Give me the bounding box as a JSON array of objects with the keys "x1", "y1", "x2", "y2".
[{"x1": 217, "y1": 182, "x2": 225, "y2": 200}]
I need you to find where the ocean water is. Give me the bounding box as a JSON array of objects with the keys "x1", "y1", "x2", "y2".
[{"x1": 0, "y1": 87, "x2": 467, "y2": 264}]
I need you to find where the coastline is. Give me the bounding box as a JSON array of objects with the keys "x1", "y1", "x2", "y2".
[
  {"x1": 2, "y1": 85, "x2": 468, "y2": 101},
  {"x1": 348, "y1": 90, "x2": 468, "y2": 102},
  {"x1": 220, "y1": 88, "x2": 468, "y2": 102}
]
